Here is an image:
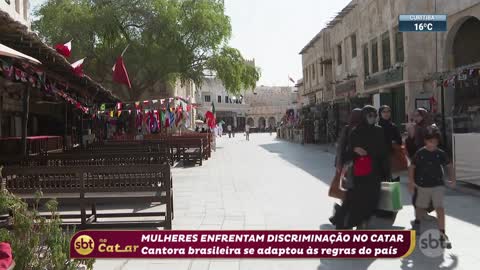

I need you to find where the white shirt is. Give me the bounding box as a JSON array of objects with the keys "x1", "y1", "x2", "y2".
[
  {"x1": 245, "y1": 125, "x2": 250, "y2": 132},
  {"x1": 227, "y1": 125, "x2": 232, "y2": 131}
]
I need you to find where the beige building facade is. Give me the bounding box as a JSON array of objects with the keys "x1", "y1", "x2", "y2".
[
  {"x1": 244, "y1": 86, "x2": 297, "y2": 130},
  {"x1": 196, "y1": 77, "x2": 249, "y2": 130},
  {"x1": 1, "y1": 0, "x2": 30, "y2": 27},
  {"x1": 301, "y1": 0, "x2": 480, "y2": 127}
]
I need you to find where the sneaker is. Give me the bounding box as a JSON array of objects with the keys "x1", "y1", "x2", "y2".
[
  {"x1": 411, "y1": 220, "x2": 421, "y2": 235},
  {"x1": 440, "y1": 233, "x2": 452, "y2": 249}
]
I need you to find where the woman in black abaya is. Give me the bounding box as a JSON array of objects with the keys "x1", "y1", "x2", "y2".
[{"x1": 336, "y1": 106, "x2": 390, "y2": 229}]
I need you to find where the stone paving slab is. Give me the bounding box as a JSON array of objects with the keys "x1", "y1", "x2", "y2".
[{"x1": 94, "y1": 133, "x2": 480, "y2": 270}]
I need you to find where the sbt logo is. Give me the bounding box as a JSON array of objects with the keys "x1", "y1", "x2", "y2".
[
  {"x1": 419, "y1": 229, "x2": 446, "y2": 257},
  {"x1": 74, "y1": 235, "x2": 95, "y2": 256}
]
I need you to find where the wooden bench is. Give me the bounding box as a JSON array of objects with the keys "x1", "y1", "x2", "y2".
[
  {"x1": 168, "y1": 137, "x2": 203, "y2": 166},
  {"x1": 145, "y1": 133, "x2": 211, "y2": 161},
  {"x1": 21, "y1": 152, "x2": 169, "y2": 166},
  {"x1": 103, "y1": 140, "x2": 174, "y2": 165},
  {"x1": 172, "y1": 133, "x2": 212, "y2": 160},
  {"x1": 1, "y1": 165, "x2": 173, "y2": 229}
]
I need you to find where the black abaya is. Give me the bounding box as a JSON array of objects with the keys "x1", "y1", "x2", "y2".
[{"x1": 338, "y1": 122, "x2": 390, "y2": 228}]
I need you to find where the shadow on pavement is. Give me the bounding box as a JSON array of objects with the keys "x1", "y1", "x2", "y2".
[
  {"x1": 261, "y1": 140, "x2": 480, "y2": 227},
  {"x1": 316, "y1": 224, "x2": 376, "y2": 270},
  {"x1": 318, "y1": 258, "x2": 376, "y2": 270},
  {"x1": 260, "y1": 142, "x2": 335, "y2": 186}
]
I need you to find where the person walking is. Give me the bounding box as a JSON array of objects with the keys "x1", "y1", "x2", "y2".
[
  {"x1": 218, "y1": 123, "x2": 223, "y2": 137},
  {"x1": 408, "y1": 126, "x2": 455, "y2": 248},
  {"x1": 378, "y1": 105, "x2": 403, "y2": 176},
  {"x1": 329, "y1": 108, "x2": 362, "y2": 225},
  {"x1": 406, "y1": 108, "x2": 436, "y2": 214},
  {"x1": 407, "y1": 108, "x2": 434, "y2": 157},
  {"x1": 335, "y1": 105, "x2": 390, "y2": 229},
  {"x1": 214, "y1": 124, "x2": 219, "y2": 137},
  {"x1": 227, "y1": 124, "x2": 232, "y2": 138},
  {"x1": 245, "y1": 124, "x2": 250, "y2": 141}
]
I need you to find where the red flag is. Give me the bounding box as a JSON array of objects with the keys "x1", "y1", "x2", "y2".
[
  {"x1": 175, "y1": 107, "x2": 183, "y2": 127},
  {"x1": 71, "y1": 58, "x2": 85, "y2": 77},
  {"x1": 165, "y1": 116, "x2": 170, "y2": 128},
  {"x1": 113, "y1": 56, "x2": 132, "y2": 88},
  {"x1": 55, "y1": 41, "x2": 72, "y2": 57}
]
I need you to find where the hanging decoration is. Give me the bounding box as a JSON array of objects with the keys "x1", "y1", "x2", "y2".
[
  {"x1": 436, "y1": 67, "x2": 480, "y2": 89},
  {"x1": 0, "y1": 57, "x2": 199, "y2": 126}
]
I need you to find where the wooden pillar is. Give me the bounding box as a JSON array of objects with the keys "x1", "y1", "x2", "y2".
[
  {"x1": 21, "y1": 85, "x2": 30, "y2": 156},
  {"x1": 80, "y1": 114, "x2": 84, "y2": 148},
  {"x1": 64, "y1": 102, "x2": 68, "y2": 150}
]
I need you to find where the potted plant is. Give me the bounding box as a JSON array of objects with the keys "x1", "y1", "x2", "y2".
[{"x1": 0, "y1": 190, "x2": 94, "y2": 270}]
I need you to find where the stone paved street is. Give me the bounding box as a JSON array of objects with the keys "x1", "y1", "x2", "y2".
[{"x1": 95, "y1": 133, "x2": 480, "y2": 270}]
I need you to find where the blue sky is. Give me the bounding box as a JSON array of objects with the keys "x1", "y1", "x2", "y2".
[{"x1": 30, "y1": 0, "x2": 351, "y2": 86}]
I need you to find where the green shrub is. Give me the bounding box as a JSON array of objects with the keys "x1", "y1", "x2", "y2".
[{"x1": 0, "y1": 190, "x2": 95, "y2": 270}]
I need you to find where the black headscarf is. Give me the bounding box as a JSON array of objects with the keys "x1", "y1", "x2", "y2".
[
  {"x1": 349, "y1": 108, "x2": 363, "y2": 127},
  {"x1": 378, "y1": 105, "x2": 392, "y2": 123},
  {"x1": 335, "y1": 108, "x2": 364, "y2": 168},
  {"x1": 378, "y1": 105, "x2": 402, "y2": 151},
  {"x1": 361, "y1": 105, "x2": 378, "y2": 126}
]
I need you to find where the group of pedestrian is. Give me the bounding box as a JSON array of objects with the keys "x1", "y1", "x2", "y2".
[{"x1": 329, "y1": 105, "x2": 455, "y2": 248}]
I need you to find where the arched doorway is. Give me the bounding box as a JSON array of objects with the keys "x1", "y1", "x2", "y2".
[
  {"x1": 268, "y1": 117, "x2": 276, "y2": 128},
  {"x1": 444, "y1": 16, "x2": 480, "y2": 137},
  {"x1": 452, "y1": 17, "x2": 480, "y2": 68},
  {"x1": 247, "y1": 117, "x2": 254, "y2": 127},
  {"x1": 258, "y1": 117, "x2": 266, "y2": 130}
]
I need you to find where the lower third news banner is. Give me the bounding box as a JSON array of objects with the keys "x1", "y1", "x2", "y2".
[{"x1": 71, "y1": 230, "x2": 414, "y2": 259}]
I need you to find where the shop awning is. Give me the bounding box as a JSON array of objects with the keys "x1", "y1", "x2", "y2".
[
  {"x1": 0, "y1": 10, "x2": 119, "y2": 103},
  {"x1": 0, "y1": 43, "x2": 41, "y2": 65}
]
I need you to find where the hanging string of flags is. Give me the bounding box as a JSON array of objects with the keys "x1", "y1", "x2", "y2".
[
  {"x1": 1, "y1": 40, "x2": 199, "y2": 130},
  {"x1": 434, "y1": 67, "x2": 480, "y2": 88},
  {"x1": 96, "y1": 97, "x2": 197, "y2": 131},
  {"x1": 96, "y1": 96, "x2": 198, "y2": 118},
  {"x1": 0, "y1": 58, "x2": 90, "y2": 114}
]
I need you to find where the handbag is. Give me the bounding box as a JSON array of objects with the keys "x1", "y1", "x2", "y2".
[
  {"x1": 353, "y1": 156, "x2": 372, "y2": 176},
  {"x1": 378, "y1": 181, "x2": 403, "y2": 212},
  {"x1": 391, "y1": 144, "x2": 409, "y2": 172},
  {"x1": 328, "y1": 170, "x2": 346, "y2": 200}
]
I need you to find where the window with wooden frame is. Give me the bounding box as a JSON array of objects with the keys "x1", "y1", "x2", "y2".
[
  {"x1": 351, "y1": 34, "x2": 357, "y2": 58},
  {"x1": 382, "y1": 31, "x2": 391, "y2": 70},
  {"x1": 395, "y1": 28, "x2": 404, "y2": 63},
  {"x1": 371, "y1": 39, "x2": 379, "y2": 73},
  {"x1": 363, "y1": 44, "x2": 369, "y2": 77},
  {"x1": 337, "y1": 44, "x2": 343, "y2": 65}
]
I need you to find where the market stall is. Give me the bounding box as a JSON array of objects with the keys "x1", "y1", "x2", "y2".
[{"x1": 442, "y1": 66, "x2": 480, "y2": 186}]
